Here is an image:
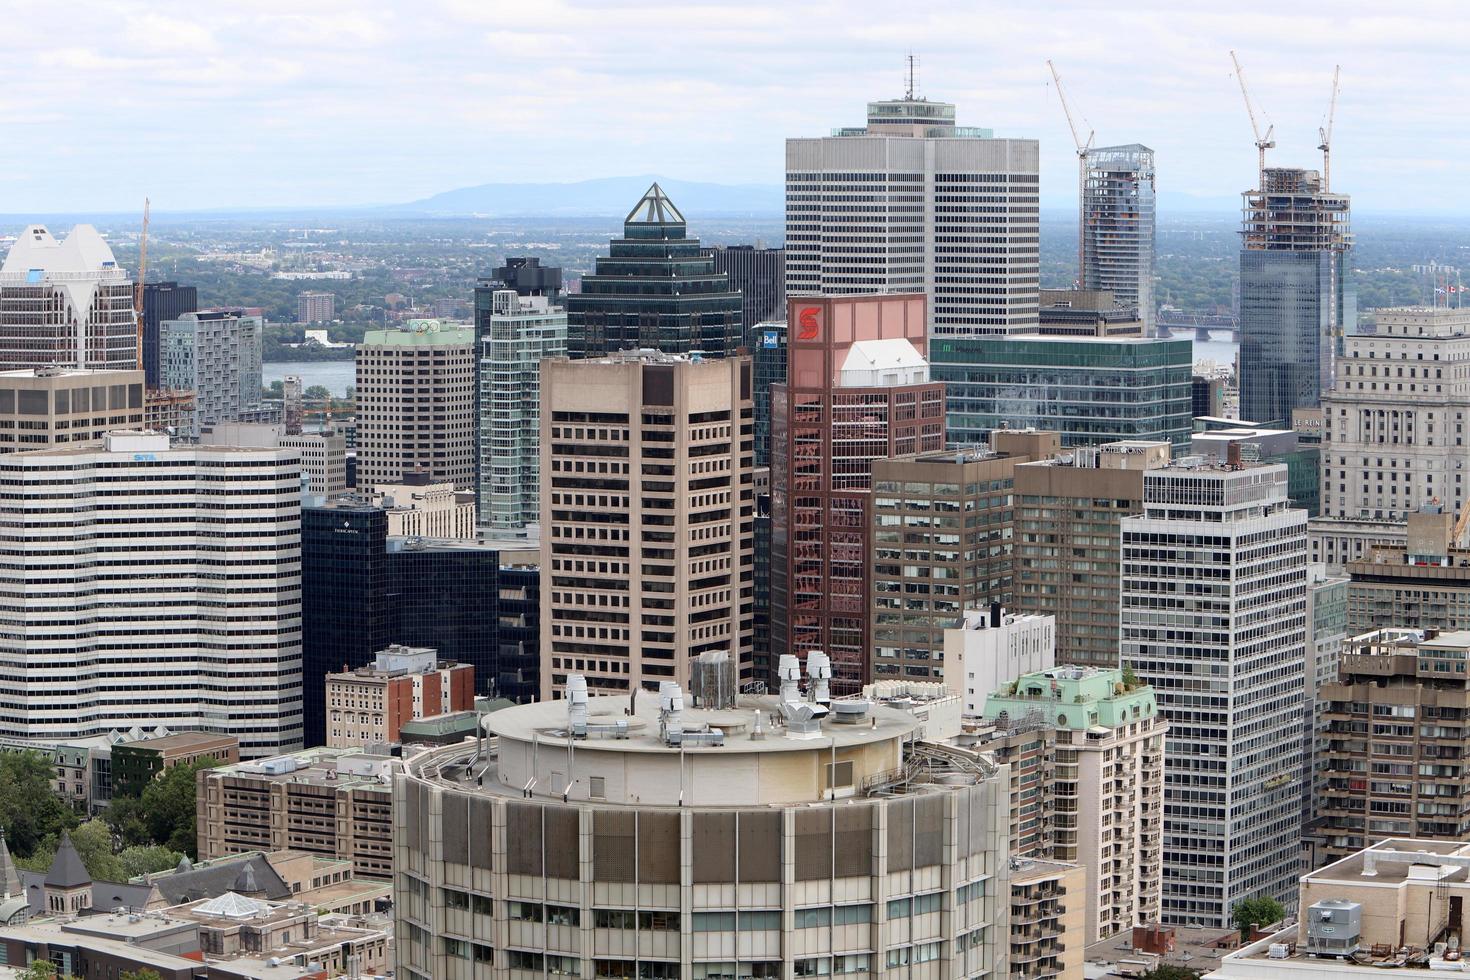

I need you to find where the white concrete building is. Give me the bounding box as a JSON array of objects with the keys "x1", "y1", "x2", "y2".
[
  {"x1": 0, "y1": 224, "x2": 137, "y2": 371},
  {"x1": 1122, "y1": 459, "x2": 1309, "y2": 928},
  {"x1": 943, "y1": 607, "x2": 1055, "y2": 717},
  {"x1": 0, "y1": 431, "x2": 303, "y2": 757},
  {"x1": 476, "y1": 289, "x2": 565, "y2": 529},
  {"x1": 159, "y1": 310, "x2": 273, "y2": 435},
  {"x1": 200, "y1": 422, "x2": 347, "y2": 498},
  {"x1": 786, "y1": 95, "x2": 1039, "y2": 338},
  {"x1": 1322, "y1": 306, "x2": 1470, "y2": 524}
]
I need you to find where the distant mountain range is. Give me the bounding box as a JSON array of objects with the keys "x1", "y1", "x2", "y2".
[{"x1": 403, "y1": 175, "x2": 784, "y2": 217}]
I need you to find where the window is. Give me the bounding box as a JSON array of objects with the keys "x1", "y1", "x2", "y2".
[
  {"x1": 795, "y1": 958, "x2": 831, "y2": 977},
  {"x1": 740, "y1": 910, "x2": 781, "y2": 930},
  {"x1": 546, "y1": 955, "x2": 580, "y2": 975},
  {"x1": 509, "y1": 951, "x2": 543, "y2": 970},
  {"x1": 693, "y1": 911, "x2": 737, "y2": 931},
  {"x1": 825, "y1": 760, "x2": 854, "y2": 789},
  {"x1": 640, "y1": 910, "x2": 680, "y2": 931},
  {"x1": 796, "y1": 907, "x2": 831, "y2": 929},
  {"x1": 833, "y1": 955, "x2": 870, "y2": 975},
  {"x1": 508, "y1": 901, "x2": 542, "y2": 922},
  {"x1": 914, "y1": 891, "x2": 942, "y2": 914},
  {"x1": 833, "y1": 904, "x2": 871, "y2": 925},
  {"x1": 886, "y1": 897, "x2": 911, "y2": 918},
  {"x1": 914, "y1": 941, "x2": 942, "y2": 962},
  {"x1": 547, "y1": 904, "x2": 580, "y2": 926},
  {"x1": 886, "y1": 947, "x2": 911, "y2": 968}
]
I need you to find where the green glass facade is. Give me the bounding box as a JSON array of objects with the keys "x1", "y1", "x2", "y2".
[
  {"x1": 932, "y1": 335, "x2": 1192, "y2": 449},
  {"x1": 567, "y1": 184, "x2": 743, "y2": 358}
]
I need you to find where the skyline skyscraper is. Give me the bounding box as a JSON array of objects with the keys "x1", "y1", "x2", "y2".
[
  {"x1": 705, "y1": 244, "x2": 786, "y2": 335},
  {"x1": 1238, "y1": 166, "x2": 1353, "y2": 427},
  {"x1": 769, "y1": 293, "x2": 945, "y2": 694},
  {"x1": 785, "y1": 91, "x2": 1039, "y2": 339},
  {"x1": 566, "y1": 184, "x2": 744, "y2": 358},
  {"x1": 140, "y1": 281, "x2": 198, "y2": 389},
  {"x1": 159, "y1": 309, "x2": 273, "y2": 435},
  {"x1": 1082, "y1": 144, "x2": 1156, "y2": 333},
  {"x1": 356, "y1": 320, "x2": 477, "y2": 490},
  {"x1": 538, "y1": 351, "x2": 755, "y2": 698},
  {"x1": 0, "y1": 224, "x2": 137, "y2": 372},
  {"x1": 0, "y1": 431, "x2": 304, "y2": 757},
  {"x1": 474, "y1": 287, "x2": 566, "y2": 529},
  {"x1": 1121, "y1": 459, "x2": 1309, "y2": 928}
]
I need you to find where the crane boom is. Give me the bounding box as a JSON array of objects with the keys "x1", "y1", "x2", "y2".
[
  {"x1": 134, "y1": 198, "x2": 150, "y2": 375},
  {"x1": 1229, "y1": 50, "x2": 1275, "y2": 177},
  {"x1": 1319, "y1": 65, "x2": 1341, "y2": 190},
  {"x1": 1046, "y1": 60, "x2": 1095, "y2": 287}
]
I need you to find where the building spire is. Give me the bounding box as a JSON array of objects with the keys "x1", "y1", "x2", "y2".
[{"x1": 0, "y1": 829, "x2": 20, "y2": 900}]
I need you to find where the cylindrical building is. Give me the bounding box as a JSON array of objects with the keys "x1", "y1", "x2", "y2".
[{"x1": 395, "y1": 686, "x2": 1009, "y2": 979}]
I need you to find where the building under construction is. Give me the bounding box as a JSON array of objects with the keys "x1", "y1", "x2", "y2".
[
  {"x1": 1238, "y1": 166, "x2": 1353, "y2": 427},
  {"x1": 1082, "y1": 144, "x2": 1156, "y2": 335}
]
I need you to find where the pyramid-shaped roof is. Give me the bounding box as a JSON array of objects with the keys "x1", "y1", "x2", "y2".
[
  {"x1": 44, "y1": 830, "x2": 90, "y2": 889},
  {"x1": 624, "y1": 183, "x2": 685, "y2": 226},
  {"x1": 193, "y1": 891, "x2": 273, "y2": 919}
]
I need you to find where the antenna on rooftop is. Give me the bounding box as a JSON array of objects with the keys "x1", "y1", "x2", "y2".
[{"x1": 905, "y1": 53, "x2": 920, "y2": 100}]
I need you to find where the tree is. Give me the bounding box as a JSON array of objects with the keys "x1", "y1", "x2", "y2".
[
  {"x1": 1232, "y1": 894, "x2": 1286, "y2": 941},
  {"x1": 1140, "y1": 967, "x2": 1201, "y2": 980},
  {"x1": 0, "y1": 751, "x2": 79, "y2": 858},
  {"x1": 17, "y1": 819, "x2": 123, "y2": 882},
  {"x1": 121, "y1": 970, "x2": 164, "y2": 980},
  {"x1": 16, "y1": 963, "x2": 80, "y2": 980},
  {"x1": 304, "y1": 385, "x2": 331, "y2": 402},
  {"x1": 105, "y1": 795, "x2": 152, "y2": 849},
  {"x1": 118, "y1": 844, "x2": 185, "y2": 879},
  {"x1": 137, "y1": 759, "x2": 219, "y2": 858}
]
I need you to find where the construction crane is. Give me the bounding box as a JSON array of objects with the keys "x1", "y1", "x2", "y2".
[
  {"x1": 1229, "y1": 50, "x2": 1275, "y2": 179},
  {"x1": 133, "y1": 198, "x2": 150, "y2": 375},
  {"x1": 1046, "y1": 60, "x2": 1094, "y2": 287},
  {"x1": 1319, "y1": 65, "x2": 1341, "y2": 190}
]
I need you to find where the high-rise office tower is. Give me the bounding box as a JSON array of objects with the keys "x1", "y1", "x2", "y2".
[
  {"x1": 539, "y1": 351, "x2": 754, "y2": 698},
  {"x1": 296, "y1": 291, "x2": 335, "y2": 323},
  {"x1": 140, "y1": 282, "x2": 198, "y2": 388},
  {"x1": 751, "y1": 320, "x2": 787, "y2": 468},
  {"x1": 0, "y1": 224, "x2": 137, "y2": 371},
  {"x1": 1082, "y1": 145, "x2": 1156, "y2": 334},
  {"x1": 0, "y1": 367, "x2": 145, "y2": 451},
  {"x1": 1239, "y1": 167, "x2": 1353, "y2": 427},
  {"x1": 475, "y1": 288, "x2": 566, "y2": 529},
  {"x1": 705, "y1": 245, "x2": 786, "y2": 334},
  {"x1": 1122, "y1": 459, "x2": 1308, "y2": 927},
  {"x1": 1013, "y1": 440, "x2": 1170, "y2": 668},
  {"x1": 356, "y1": 320, "x2": 477, "y2": 490},
  {"x1": 301, "y1": 497, "x2": 535, "y2": 746},
  {"x1": 868, "y1": 430, "x2": 1060, "y2": 682},
  {"x1": 1321, "y1": 306, "x2": 1470, "y2": 523},
  {"x1": 0, "y1": 431, "x2": 303, "y2": 757},
  {"x1": 936, "y1": 333, "x2": 1193, "y2": 449},
  {"x1": 159, "y1": 310, "x2": 274, "y2": 435},
  {"x1": 566, "y1": 185, "x2": 743, "y2": 358},
  {"x1": 770, "y1": 294, "x2": 945, "y2": 694},
  {"x1": 785, "y1": 91, "x2": 1038, "y2": 338}
]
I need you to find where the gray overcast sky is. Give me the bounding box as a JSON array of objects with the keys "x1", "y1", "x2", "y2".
[{"x1": 2, "y1": 0, "x2": 1465, "y2": 214}]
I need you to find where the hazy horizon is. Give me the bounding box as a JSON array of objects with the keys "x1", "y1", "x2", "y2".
[{"x1": 4, "y1": 0, "x2": 1469, "y2": 215}]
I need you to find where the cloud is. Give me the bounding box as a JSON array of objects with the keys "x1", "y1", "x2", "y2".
[{"x1": 0, "y1": 0, "x2": 1463, "y2": 212}]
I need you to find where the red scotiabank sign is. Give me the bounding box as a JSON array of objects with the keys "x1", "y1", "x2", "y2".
[{"x1": 797, "y1": 306, "x2": 820, "y2": 341}]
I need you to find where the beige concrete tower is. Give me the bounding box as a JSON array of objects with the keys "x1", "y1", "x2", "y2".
[
  {"x1": 539, "y1": 351, "x2": 754, "y2": 698},
  {"x1": 355, "y1": 319, "x2": 476, "y2": 490}
]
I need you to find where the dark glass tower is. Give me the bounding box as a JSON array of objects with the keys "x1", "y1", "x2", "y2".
[
  {"x1": 1238, "y1": 167, "x2": 1353, "y2": 428},
  {"x1": 141, "y1": 282, "x2": 198, "y2": 388},
  {"x1": 567, "y1": 184, "x2": 744, "y2": 357},
  {"x1": 706, "y1": 245, "x2": 786, "y2": 334},
  {"x1": 301, "y1": 502, "x2": 391, "y2": 747},
  {"x1": 752, "y1": 320, "x2": 787, "y2": 468}
]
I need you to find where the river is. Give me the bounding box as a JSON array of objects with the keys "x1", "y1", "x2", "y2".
[
  {"x1": 263, "y1": 330, "x2": 1239, "y2": 399},
  {"x1": 264, "y1": 361, "x2": 356, "y2": 396}
]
